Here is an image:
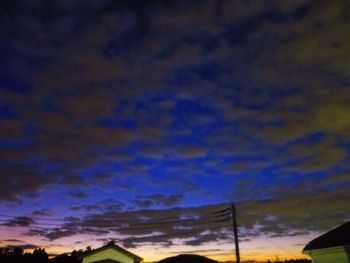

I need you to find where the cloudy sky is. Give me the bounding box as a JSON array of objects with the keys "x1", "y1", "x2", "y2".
[{"x1": 0, "y1": 0, "x2": 350, "y2": 262}]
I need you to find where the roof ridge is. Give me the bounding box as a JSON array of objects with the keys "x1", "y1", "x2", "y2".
[{"x1": 83, "y1": 242, "x2": 143, "y2": 261}]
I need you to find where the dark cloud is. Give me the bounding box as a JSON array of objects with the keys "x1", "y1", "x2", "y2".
[
  {"x1": 70, "y1": 198, "x2": 125, "y2": 212},
  {"x1": 3, "y1": 239, "x2": 24, "y2": 243},
  {"x1": 70, "y1": 204, "x2": 101, "y2": 212},
  {"x1": 325, "y1": 172, "x2": 350, "y2": 184},
  {"x1": 61, "y1": 175, "x2": 85, "y2": 185},
  {"x1": 237, "y1": 186, "x2": 350, "y2": 235},
  {"x1": 68, "y1": 191, "x2": 89, "y2": 199},
  {"x1": 19, "y1": 188, "x2": 350, "y2": 250},
  {"x1": 0, "y1": 164, "x2": 48, "y2": 201},
  {"x1": 148, "y1": 176, "x2": 201, "y2": 193},
  {"x1": 27, "y1": 203, "x2": 230, "y2": 246},
  {"x1": 134, "y1": 194, "x2": 183, "y2": 208},
  {"x1": 31, "y1": 209, "x2": 52, "y2": 217},
  {"x1": 89, "y1": 173, "x2": 113, "y2": 182},
  {"x1": 173, "y1": 145, "x2": 209, "y2": 159},
  {"x1": 44, "y1": 228, "x2": 80, "y2": 241},
  {"x1": 3, "y1": 216, "x2": 34, "y2": 227},
  {"x1": 185, "y1": 232, "x2": 230, "y2": 246},
  {"x1": 4, "y1": 244, "x2": 39, "y2": 250}
]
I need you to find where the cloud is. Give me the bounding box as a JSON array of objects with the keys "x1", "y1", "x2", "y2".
[
  {"x1": 70, "y1": 198, "x2": 125, "y2": 213},
  {"x1": 3, "y1": 216, "x2": 34, "y2": 227},
  {"x1": 184, "y1": 232, "x2": 230, "y2": 246},
  {"x1": 89, "y1": 173, "x2": 113, "y2": 182},
  {"x1": 1, "y1": 0, "x2": 349, "y2": 203},
  {"x1": 30, "y1": 209, "x2": 52, "y2": 217},
  {"x1": 0, "y1": 164, "x2": 49, "y2": 201},
  {"x1": 27, "y1": 203, "x2": 231, "y2": 245},
  {"x1": 172, "y1": 145, "x2": 209, "y2": 159},
  {"x1": 44, "y1": 228, "x2": 80, "y2": 241},
  {"x1": 238, "y1": 186, "x2": 350, "y2": 234},
  {"x1": 286, "y1": 136, "x2": 347, "y2": 171},
  {"x1": 18, "y1": 184, "x2": 350, "y2": 250},
  {"x1": 3, "y1": 239, "x2": 25, "y2": 243},
  {"x1": 68, "y1": 191, "x2": 89, "y2": 199},
  {"x1": 4, "y1": 244, "x2": 39, "y2": 250},
  {"x1": 148, "y1": 175, "x2": 201, "y2": 193},
  {"x1": 134, "y1": 194, "x2": 183, "y2": 208},
  {"x1": 325, "y1": 172, "x2": 350, "y2": 184},
  {"x1": 61, "y1": 175, "x2": 85, "y2": 185}
]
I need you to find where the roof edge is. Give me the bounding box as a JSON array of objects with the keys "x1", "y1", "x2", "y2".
[
  {"x1": 303, "y1": 244, "x2": 350, "y2": 254},
  {"x1": 83, "y1": 243, "x2": 143, "y2": 261}
]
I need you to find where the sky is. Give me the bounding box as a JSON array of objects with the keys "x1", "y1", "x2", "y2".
[{"x1": 0, "y1": 0, "x2": 350, "y2": 262}]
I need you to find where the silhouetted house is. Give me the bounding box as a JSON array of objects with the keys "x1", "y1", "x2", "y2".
[
  {"x1": 303, "y1": 221, "x2": 350, "y2": 263},
  {"x1": 82, "y1": 241, "x2": 143, "y2": 263}
]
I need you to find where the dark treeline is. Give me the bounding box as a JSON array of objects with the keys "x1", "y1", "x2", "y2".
[
  {"x1": 0, "y1": 246, "x2": 90, "y2": 263},
  {"x1": 267, "y1": 259, "x2": 311, "y2": 263},
  {"x1": 0, "y1": 247, "x2": 50, "y2": 263},
  {"x1": 1, "y1": 247, "x2": 312, "y2": 263}
]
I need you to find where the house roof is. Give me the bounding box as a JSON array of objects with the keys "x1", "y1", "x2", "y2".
[
  {"x1": 303, "y1": 221, "x2": 350, "y2": 251},
  {"x1": 83, "y1": 241, "x2": 143, "y2": 262},
  {"x1": 93, "y1": 260, "x2": 123, "y2": 263}
]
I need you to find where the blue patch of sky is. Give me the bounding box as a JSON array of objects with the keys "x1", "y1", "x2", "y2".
[
  {"x1": 21, "y1": 123, "x2": 38, "y2": 137},
  {"x1": 0, "y1": 69, "x2": 32, "y2": 94},
  {"x1": 175, "y1": 61, "x2": 232, "y2": 88},
  {"x1": 79, "y1": 163, "x2": 115, "y2": 178},
  {"x1": 156, "y1": 30, "x2": 219, "y2": 60},
  {"x1": 36, "y1": 96, "x2": 66, "y2": 112},
  {"x1": 184, "y1": 191, "x2": 227, "y2": 207},
  {"x1": 0, "y1": 102, "x2": 17, "y2": 118},
  {"x1": 268, "y1": 86, "x2": 303, "y2": 102},
  {"x1": 110, "y1": 118, "x2": 138, "y2": 130},
  {"x1": 289, "y1": 131, "x2": 326, "y2": 146},
  {"x1": 41, "y1": 163, "x2": 66, "y2": 174},
  {"x1": 191, "y1": 174, "x2": 233, "y2": 196},
  {"x1": 174, "y1": 98, "x2": 213, "y2": 115},
  {"x1": 106, "y1": 102, "x2": 138, "y2": 129},
  {"x1": 0, "y1": 138, "x2": 34, "y2": 150},
  {"x1": 22, "y1": 50, "x2": 58, "y2": 71},
  {"x1": 101, "y1": 11, "x2": 150, "y2": 58},
  {"x1": 191, "y1": 62, "x2": 230, "y2": 81}
]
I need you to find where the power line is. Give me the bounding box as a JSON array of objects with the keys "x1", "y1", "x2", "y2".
[
  {"x1": 212, "y1": 208, "x2": 231, "y2": 214},
  {"x1": 0, "y1": 207, "x2": 231, "y2": 225},
  {"x1": 0, "y1": 209, "x2": 230, "y2": 224},
  {"x1": 0, "y1": 213, "x2": 230, "y2": 227},
  {"x1": 0, "y1": 217, "x2": 231, "y2": 229},
  {"x1": 0, "y1": 220, "x2": 232, "y2": 236},
  {"x1": 0, "y1": 207, "x2": 232, "y2": 229}
]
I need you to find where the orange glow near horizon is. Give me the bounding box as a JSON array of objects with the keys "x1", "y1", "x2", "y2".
[{"x1": 1, "y1": 230, "x2": 314, "y2": 263}]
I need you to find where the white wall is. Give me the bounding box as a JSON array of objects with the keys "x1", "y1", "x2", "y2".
[
  {"x1": 306, "y1": 246, "x2": 350, "y2": 263},
  {"x1": 82, "y1": 247, "x2": 135, "y2": 263}
]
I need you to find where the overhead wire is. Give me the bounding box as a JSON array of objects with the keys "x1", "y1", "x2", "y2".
[
  {"x1": 0, "y1": 206, "x2": 231, "y2": 223},
  {"x1": 0, "y1": 207, "x2": 231, "y2": 224},
  {"x1": 0, "y1": 218, "x2": 231, "y2": 230},
  {"x1": 0, "y1": 207, "x2": 232, "y2": 230}
]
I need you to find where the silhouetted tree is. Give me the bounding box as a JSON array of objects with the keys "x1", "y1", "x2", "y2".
[
  {"x1": 266, "y1": 259, "x2": 311, "y2": 263},
  {"x1": 32, "y1": 248, "x2": 49, "y2": 263}
]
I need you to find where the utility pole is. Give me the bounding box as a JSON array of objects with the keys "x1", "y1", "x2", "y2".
[{"x1": 231, "y1": 203, "x2": 240, "y2": 263}]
